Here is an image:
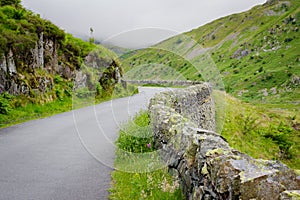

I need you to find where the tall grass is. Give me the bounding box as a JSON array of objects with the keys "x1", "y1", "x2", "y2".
[
  {"x1": 215, "y1": 91, "x2": 299, "y2": 169},
  {"x1": 110, "y1": 111, "x2": 184, "y2": 200}
]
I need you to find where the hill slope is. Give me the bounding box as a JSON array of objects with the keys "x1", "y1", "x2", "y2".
[
  {"x1": 0, "y1": 0, "x2": 125, "y2": 126},
  {"x1": 122, "y1": 0, "x2": 300, "y2": 105}
]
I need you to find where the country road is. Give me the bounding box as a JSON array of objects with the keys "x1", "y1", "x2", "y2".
[{"x1": 0, "y1": 87, "x2": 169, "y2": 200}]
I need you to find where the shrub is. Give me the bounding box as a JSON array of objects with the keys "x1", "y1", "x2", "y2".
[
  {"x1": 236, "y1": 114, "x2": 259, "y2": 135},
  {"x1": 54, "y1": 75, "x2": 63, "y2": 84},
  {"x1": 263, "y1": 122, "x2": 294, "y2": 159},
  {"x1": 0, "y1": 92, "x2": 13, "y2": 114},
  {"x1": 55, "y1": 88, "x2": 64, "y2": 101},
  {"x1": 0, "y1": 0, "x2": 20, "y2": 7}
]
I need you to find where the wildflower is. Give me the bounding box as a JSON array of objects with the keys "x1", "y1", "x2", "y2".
[
  {"x1": 141, "y1": 190, "x2": 147, "y2": 198},
  {"x1": 147, "y1": 143, "x2": 151, "y2": 148}
]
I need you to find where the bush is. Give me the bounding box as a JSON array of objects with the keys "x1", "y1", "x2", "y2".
[
  {"x1": 54, "y1": 75, "x2": 63, "y2": 84},
  {"x1": 55, "y1": 88, "x2": 64, "y2": 101},
  {"x1": 0, "y1": 0, "x2": 21, "y2": 7},
  {"x1": 263, "y1": 122, "x2": 294, "y2": 159},
  {"x1": 236, "y1": 114, "x2": 259, "y2": 135},
  {"x1": 0, "y1": 92, "x2": 13, "y2": 114},
  {"x1": 74, "y1": 87, "x2": 93, "y2": 99}
]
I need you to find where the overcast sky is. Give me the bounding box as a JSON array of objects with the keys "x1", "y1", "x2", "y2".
[{"x1": 22, "y1": 0, "x2": 266, "y2": 48}]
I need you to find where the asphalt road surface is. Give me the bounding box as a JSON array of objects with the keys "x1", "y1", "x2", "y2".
[{"x1": 0, "y1": 87, "x2": 169, "y2": 200}]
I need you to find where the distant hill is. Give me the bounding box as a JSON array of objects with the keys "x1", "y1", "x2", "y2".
[
  {"x1": 122, "y1": 0, "x2": 300, "y2": 105},
  {"x1": 102, "y1": 44, "x2": 132, "y2": 56}
]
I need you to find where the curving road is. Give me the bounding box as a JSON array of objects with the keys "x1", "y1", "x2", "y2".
[{"x1": 0, "y1": 87, "x2": 169, "y2": 200}]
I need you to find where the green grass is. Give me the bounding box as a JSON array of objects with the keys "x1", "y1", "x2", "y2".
[
  {"x1": 121, "y1": 0, "x2": 300, "y2": 105},
  {"x1": 110, "y1": 168, "x2": 183, "y2": 200},
  {"x1": 0, "y1": 83, "x2": 138, "y2": 128},
  {"x1": 110, "y1": 91, "x2": 299, "y2": 199},
  {"x1": 215, "y1": 91, "x2": 299, "y2": 169},
  {"x1": 0, "y1": 96, "x2": 73, "y2": 127},
  {"x1": 110, "y1": 111, "x2": 184, "y2": 200}
]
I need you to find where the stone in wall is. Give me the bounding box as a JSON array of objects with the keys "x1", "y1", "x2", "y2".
[
  {"x1": 124, "y1": 80, "x2": 203, "y2": 87},
  {"x1": 149, "y1": 84, "x2": 300, "y2": 200},
  {"x1": 149, "y1": 83, "x2": 215, "y2": 132}
]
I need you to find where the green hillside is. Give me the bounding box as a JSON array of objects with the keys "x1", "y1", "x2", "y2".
[
  {"x1": 0, "y1": 0, "x2": 133, "y2": 127},
  {"x1": 122, "y1": 0, "x2": 300, "y2": 105},
  {"x1": 120, "y1": 0, "x2": 300, "y2": 169}
]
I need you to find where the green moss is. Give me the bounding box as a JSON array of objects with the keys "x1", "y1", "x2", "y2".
[
  {"x1": 201, "y1": 163, "x2": 209, "y2": 175},
  {"x1": 282, "y1": 190, "x2": 300, "y2": 199},
  {"x1": 206, "y1": 148, "x2": 229, "y2": 157}
]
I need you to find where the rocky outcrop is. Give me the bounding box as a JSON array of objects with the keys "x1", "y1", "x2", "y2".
[
  {"x1": 0, "y1": 31, "x2": 121, "y2": 99},
  {"x1": 149, "y1": 84, "x2": 300, "y2": 200},
  {"x1": 0, "y1": 49, "x2": 16, "y2": 74},
  {"x1": 31, "y1": 32, "x2": 44, "y2": 69}
]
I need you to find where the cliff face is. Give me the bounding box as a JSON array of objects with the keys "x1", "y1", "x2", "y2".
[
  {"x1": 0, "y1": 32, "x2": 53, "y2": 95},
  {"x1": 0, "y1": 3, "x2": 121, "y2": 103},
  {"x1": 0, "y1": 33, "x2": 121, "y2": 101}
]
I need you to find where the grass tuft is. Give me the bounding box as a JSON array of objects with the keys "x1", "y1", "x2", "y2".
[{"x1": 110, "y1": 111, "x2": 184, "y2": 200}]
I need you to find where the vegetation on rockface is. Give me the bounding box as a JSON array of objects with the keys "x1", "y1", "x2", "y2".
[
  {"x1": 0, "y1": 83, "x2": 138, "y2": 128},
  {"x1": 0, "y1": 0, "x2": 20, "y2": 7},
  {"x1": 0, "y1": 1, "x2": 136, "y2": 127},
  {"x1": 110, "y1": 111, "x2": 184, "y2": 200},
  {"x1": 121, "y1": 0, "x2": 300, "y2": 106}
]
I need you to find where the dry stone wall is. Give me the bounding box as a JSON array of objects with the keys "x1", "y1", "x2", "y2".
[
  {"x1": 125, "y1": 80, "x2": 203, "y2": 86},
  {"x1": 149, "y1": 84, "x2": 300, "y2": 200}
]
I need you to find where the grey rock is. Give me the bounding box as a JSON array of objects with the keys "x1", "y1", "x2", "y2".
[{"x1": 149, "y1": 84, "x2": 300, "y2": 200}]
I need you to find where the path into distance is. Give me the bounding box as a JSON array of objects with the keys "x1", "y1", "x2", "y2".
[{"x1": 0, "y1": 87, "x2": 169, "y2": 200}]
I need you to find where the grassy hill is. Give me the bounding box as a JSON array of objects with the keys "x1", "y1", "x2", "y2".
[
  {"x1": 0, "y1": 0, "x2": 134, "y2": 127},
  {"x1": 120, "y1": 0, "x2": 300, "y2": 169},
  {"x1": 121, "y1": 0, "x2": 300, "y2": 106}
]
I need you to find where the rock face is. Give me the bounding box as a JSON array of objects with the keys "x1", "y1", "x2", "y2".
[
  {"x1": 0, "y1": 32, "x2": 58, "y2": 96},
  {"x1": 0, "y1": 31, "x2": 120, "y2": 100},
  {"x1": 149, "y1": 84, "x2": 300, "y2": 200}
]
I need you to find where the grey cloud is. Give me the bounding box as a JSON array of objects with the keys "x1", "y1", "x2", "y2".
[{"x1": 22, "y1": 0, "x2": 266, "y2": 48}]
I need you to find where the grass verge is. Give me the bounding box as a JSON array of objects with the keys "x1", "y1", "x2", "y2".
[
  {"x1": 109, "y1": 111, "x2": 184, "y2": 200},
  {"x1": 0, "y1": 84, "x2": 138, "y2": 128}
]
